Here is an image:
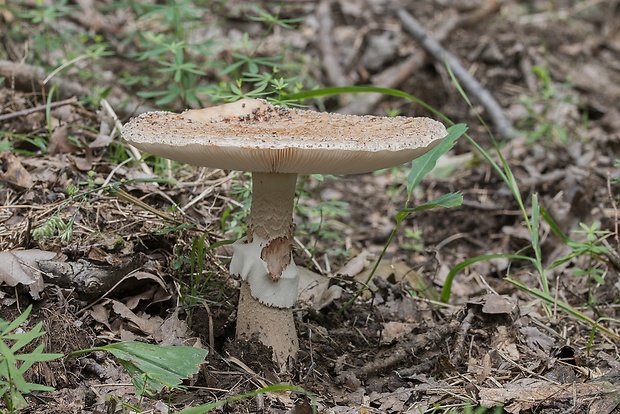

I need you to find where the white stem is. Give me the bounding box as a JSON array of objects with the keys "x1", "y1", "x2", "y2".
[
  {"x1": 236, "y1": 281, "x2": 298, "y2": 370},
  {"x1": 250, "y1": 172, "x2": 297, "y2": 241},
  {"x1": 232, "y1": 172, "x2": 300, "y2": 369}
]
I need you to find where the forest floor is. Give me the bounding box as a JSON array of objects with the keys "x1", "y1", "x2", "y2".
[{"x1": 1, "y1": 0, "x2": 620, "y2": 413}]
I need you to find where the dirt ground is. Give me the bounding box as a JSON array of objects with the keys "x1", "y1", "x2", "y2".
[{"x1": 1, "y1": 0, "x2": 620, "y2": 413}]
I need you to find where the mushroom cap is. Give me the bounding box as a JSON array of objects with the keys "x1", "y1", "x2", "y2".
[{"x1": 122, "y1": 99, "x2": 447, "y2": 175}]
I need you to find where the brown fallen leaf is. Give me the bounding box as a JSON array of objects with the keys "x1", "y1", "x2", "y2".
[
  {"x1": 297, "y1": 267, "x2": 343, "y2": 310},
  {"x1": 519, "y1": 325, "x2": 556, "y2": 353},
  {"x1": 379, "y1": 321, "x2": 415, "y2": 345},
  {"x1": 337, "y1": 250, "x2": 372, "y2": 277},
  {"x1": 48, "y1": 125, "x2": 79, "y2": 155},
  {"x1": 111, "y1": 299, "x2": 162, "y2": 336},
  {"x1": 371, "y1": 387, "x2": 413, "y2": 413},
  {"x1": 88, "y1": 133, "x2": 114, "y2": 148},
  {"x1": 152, "y1": 309, "x2": 191, "y2": 346},
  {"x1": 0, "y1": 152, "x2": 33, "y2": 188},
  {"x1": 88, "y1": 302, "x2": 113, "y2": 331},
  {"x1": 479, "y1": 377, "x2": 620, "y2": 414},
  {"x1": 354, "y1": 259, "x2": 432, "y2": 299},
  {"x1": 481, "y1": 293, "x2": 516, "y2": 315},
  {"x1": 0, "y1": 249, "x2": 59, "y2": 299}
]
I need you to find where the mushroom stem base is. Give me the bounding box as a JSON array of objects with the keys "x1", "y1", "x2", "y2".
[{"x1": 236, "y1": 281, "x2": 299, "y2": 371}]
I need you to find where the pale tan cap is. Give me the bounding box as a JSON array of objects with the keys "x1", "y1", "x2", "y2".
[{"x1": 122, "y1": 99, "x2": 447, "y2": 174}]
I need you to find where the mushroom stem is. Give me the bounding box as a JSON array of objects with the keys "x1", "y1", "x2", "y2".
[
  {"x1": 233, "y1": 172, "x2": 300, "y2": 369},
  {"x1": 237, "y1": 281, "x2": 299, "y2": 370},
  {"x1": 249, "y1": 172, "x2": 297, "y2": 242}
]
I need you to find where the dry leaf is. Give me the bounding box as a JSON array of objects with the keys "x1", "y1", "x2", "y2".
[
  {"x1": 519, "y1": 326, "x2": 555, "y2": 353},
  {"x1": 88, "y1": 302, "x2": 113, "y2": 331},
  {"x1": 481, "y1": 293, "x2": 516, "y2": 315},
  {"x1": 354, "y1": 259, "x2": 431, "y2": 300},
  {"x1": 0, "y1": 152, "x2": 33, "y2": 188},
  {"x1": 111, "y1": 300, "x2": 162, "y2": 336},
  {"x1": 68, "y1": 146, "x2": 94, "y2": 171},
  {"x1": 89, "y1": 133, "x2": 114, "y2": 148},
  {"x1": 337, "y1": 250, "x2": 371, "y2": 277},
  {"x1": 48, "y1": 125, "x2": 79, "y2": 155},
  {"x1": 0, "y1": 249, "x2": 58, "y2": 299},
  {"x1": 297, "y1": 267, "x2": 342, "y2": 310},
  {"x1": 380, "y1": 321, "x2": 415, "y2": 345},
  {"x1": 479, "y1": 378, "x2": 620, "y2": 413},
  {"x1": 152, "y1": 309, "x2": 190, "y2": 346}
]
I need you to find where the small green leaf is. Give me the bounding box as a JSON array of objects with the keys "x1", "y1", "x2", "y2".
[
  {"x1": 396, "y1": 192, "x2": 463, "y2": 222},
  {"x1": 0, "y1": 305, "x2": 32, "y2": 335},
  {"x1": 406, "y1": 124, "x2": 467, "y2": 198},
  {"x1": 78, "y1": 341, "x2": 208, "y2": 395}
]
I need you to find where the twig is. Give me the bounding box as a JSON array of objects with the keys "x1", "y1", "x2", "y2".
[
  {"x1": 338, "y1": 51, "x2": 427, "y2": 115},
  {"x1": 202, "y1": 302, "x2": 215, "y2": 351},
  {"x1": 181, "y1": 172, "x2": 235, "y2": 212},
  {"x1": 0, "y1": 96, "x2": 78, "y2": 121},
  {"x1": 100, "y1": 98, "x2": 153, "y2": 176},
  {"x1": 337, "y1": 320, "x2": 459, "y2": 383},
  {"x1": 317, "y1": 0, "x2": 348, "y2": 87},
  {"x1": 338, "y1": 3, "x2": 498, "y2": 115},
  {"x1": 450, "y1": 308, "x2": 475, "y2": 368},
  {"x1": 397, "y1": 8, "x2": 517, "y2": 139},
  {"x1": 517, "y1": 0, "x2": 609, "y2": 24}
]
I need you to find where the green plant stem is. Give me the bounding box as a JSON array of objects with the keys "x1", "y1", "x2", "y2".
[
  {"x1": 177, "y1": 384, "x2": 316, "y2": 414},
  {"x1": 339, "y1": 220, "x2": 401, "y2": 314}
]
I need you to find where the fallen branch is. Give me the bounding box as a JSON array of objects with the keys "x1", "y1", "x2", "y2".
[
  {"x1": 397, "y1": 8, "x2": 517, "y2": 139},
  {"x1": 0, "y1": 96, "x2": 78, "y2": 122},
  {"x1": 338, "y1": 13, "x2": 460, "y2": 115},
  {"x1": 317, "y1": 0, "x2": 348, "y2": 88},
  {"x1": 337, "y1": 320, "x2": 459, "y2": 386},
  {"x1": 338, "y1": 51, "x2": 427, "y2": 115}
]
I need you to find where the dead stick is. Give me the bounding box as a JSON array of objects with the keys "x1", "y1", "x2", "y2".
[
  {"x1": 338, "y1": 320, "x2": 459, "y2": 383},
  {"x1": 338, "y1": 13, "x2": 459, "y2": 115},
  {"x1": 450, "y1": 308, "x2": 475, "y2": 368},
  {"x1": 0, "y1": 96, "x2": 78, "y2": 121},
  {"x1": 338, "y1": 52, "x2": 427, "y2": 115},
  {"x1": 317, "y1": 0, "x2": 348, "y2": 87},
  {"x1": 397, "y1": 8, "x2": 517, "y2": 139}
]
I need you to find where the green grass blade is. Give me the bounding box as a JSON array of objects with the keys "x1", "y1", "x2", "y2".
[
  {"x1": 177, "y1": 384, "x2": 316, "y2": 414},
  {"x1": 0, "y1": 306, "x2": 32, "y2": 336},
  {"x1": 7, "y1": 323, "x2": 46, "y2": 352},
  {"x1": 440, "y1": 254, "x2": 534, "y2": 303},
  {"x1": 0, "y1": 341, "x2": 29, "y2": 393},
  {"x1": 341, "y1": 193, "x2": 463, "y2": 313},
  {"x1": 284, "y1": 86, "x2": 451, "y2": 123},
  {"x1": 396, "y1": 192, "x2": 463, "y2": 222},
  {"x1": 540, "y1": 205, "x2": 570, "y2": 243},
  {"x1": 507, "y1": 277, "x2": 620, "y2": 341}
]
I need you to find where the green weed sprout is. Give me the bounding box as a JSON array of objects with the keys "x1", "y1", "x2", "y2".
[
  {"x1": 340, "y1": 124, "x2": 467, "y2": 312},
  {"x1": 284, "y1": 85, "x2": 619, "y2": 340},
  {"x1": 552, "y1": 220, "x2": 613, "y2": 304},
  {"x1": 0, "y1": 306, "x2": 63, "y2": 412},
  {"x1": 440, "y1": 63, "x2": 620, "y2": 339}
]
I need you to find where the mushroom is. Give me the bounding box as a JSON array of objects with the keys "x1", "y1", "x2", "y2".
[{"x1": 122, "y1": 99, "x2": 447, "y2": 370}]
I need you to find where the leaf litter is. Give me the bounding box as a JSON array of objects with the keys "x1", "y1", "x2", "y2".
[{"x1": 1, "y1": 0, "x2": 620, "y2": 412}]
